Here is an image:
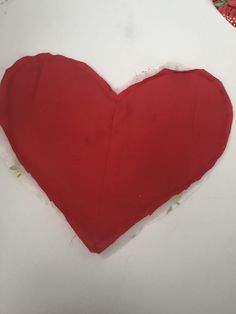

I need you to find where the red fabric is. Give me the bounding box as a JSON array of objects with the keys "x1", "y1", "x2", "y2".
[
  {"x1": 0, "y1": 53, "x2": 233, "y2": 253},
  {"x1": 213, "y1": 0, "x2": 236, "y2": 27}
]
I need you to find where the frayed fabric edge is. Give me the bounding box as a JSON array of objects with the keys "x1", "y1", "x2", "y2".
[
  {"x1": 113, "y1": 63, "x2": 195, "y2": 94},
  {"x1": 0, "y1": 126, "x2": 53, "y2": 207}
]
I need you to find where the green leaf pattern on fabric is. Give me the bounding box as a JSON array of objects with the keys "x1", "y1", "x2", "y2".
[{"x1": 214, "y1": 0, "x2": 228, "y2": 8}]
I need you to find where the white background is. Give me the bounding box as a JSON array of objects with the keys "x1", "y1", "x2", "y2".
[{"x1": 0, "y1": 1, "x2": 236, "y2": 314}]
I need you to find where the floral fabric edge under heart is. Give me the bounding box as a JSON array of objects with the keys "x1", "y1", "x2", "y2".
[{"x1": 213, "y1": 0, "x2": 236, "y2": 27}]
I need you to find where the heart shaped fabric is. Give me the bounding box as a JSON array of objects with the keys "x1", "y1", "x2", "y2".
[{"x1": 0, "y1": 53, "x2": 233, "y2": 253}]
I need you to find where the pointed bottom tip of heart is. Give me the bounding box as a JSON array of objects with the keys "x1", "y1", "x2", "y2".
[{"x1": 85, "y1": 242, "x2": 108, "y2": 254}]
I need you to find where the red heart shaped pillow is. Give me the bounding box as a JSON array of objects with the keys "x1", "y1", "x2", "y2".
[{"x1": 0, "y1": 53, "x2": 233, "y2": 253}]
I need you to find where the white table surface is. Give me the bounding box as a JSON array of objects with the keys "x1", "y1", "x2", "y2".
[{"x1": 0, "y1": 1, "x2": 236, "y2": 314}]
